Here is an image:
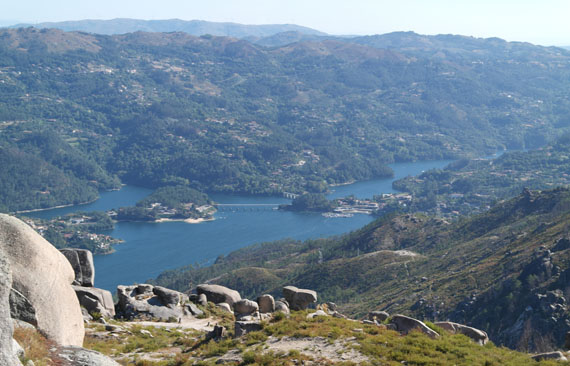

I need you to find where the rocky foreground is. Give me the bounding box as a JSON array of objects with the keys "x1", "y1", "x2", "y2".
[{"x1": 1, "y1": 213, "x2": 569, "y2": 365}]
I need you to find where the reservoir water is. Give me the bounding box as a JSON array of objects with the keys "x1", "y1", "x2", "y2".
[{"x1": 26, "y1": 159, "x2": 452, "y2": 291}]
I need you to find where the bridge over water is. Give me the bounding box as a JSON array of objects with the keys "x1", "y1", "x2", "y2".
[{"x1": 215, "y1": 203, "x2": 282, "y2": 212}]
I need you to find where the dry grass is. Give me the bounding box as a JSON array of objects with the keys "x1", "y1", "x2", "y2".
[{"x1": 13, "y1": 327, "x2": 53, "y2": 366}]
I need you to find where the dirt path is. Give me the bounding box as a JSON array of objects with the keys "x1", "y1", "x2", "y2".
[{"x1": 127, "y1": 316, "x2": 218, "y2": 332}]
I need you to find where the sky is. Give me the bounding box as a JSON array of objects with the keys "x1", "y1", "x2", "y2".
[{"x1": 2, "y1": 0, "x2": 570, "y2": 46}]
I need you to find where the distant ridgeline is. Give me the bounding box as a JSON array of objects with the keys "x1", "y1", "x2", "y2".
[
  {"x1": 1, "y1": 27, "x2": 570, "y2": 211},
  {"x1": 152, "y1": 187, "x2": 570, "y2": 351}
]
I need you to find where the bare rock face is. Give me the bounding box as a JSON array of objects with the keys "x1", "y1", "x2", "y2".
[
  {"x1": 0, "y1": 214, "x2": 84, "y2": 346},
  {"x1": 58, "y1": 346, "x2": 121, "y2": 365},
  {"x1": 234, "y1": 299, "x2": 259, "y2": 315},
  {"x1": 216, "y1": 302, "x2": 233, "y2": 314},
  {"x1": 73, "y1": 286, "x2": 116, "y2": 319},
  {"x1": 390, "y1": 314, "x2": 440, "y2": 339},
  {"x1": 60, "y1": 248, "x2": 95, "y2": 287},
  {"x1": 275, "y1": 300, "x2": 290, "y2": 314},
  {"x1": 283, "y1": 286, "x2": 317, "y2": 311},
  {"x1": 257, "y1": 294, "x2": 275, "y2": 313},
  {"x1": 116, "y1": 284, "x2": 186, "y2": 321},
  {"x1": 435, "y1": 321, "x2": 488, "y2": 345},
  {"x1": 9, "y1": 288, "x2": 37, "y2": 326},
  {"x1": 234, "y1": 320, "x2": 262, "y2": 337},
  {"x1": 0, "y1": 246, "x2": 23, "y2": 365},
  {"x1": 198, "y1": 293, "x2": 208, "y2": 306},
  {"x1": 368, "y1": 310, "x2": 389, "y2": 322},
  {"x1": 196, "y1": 284, "x2": 241, "y2": 306}
]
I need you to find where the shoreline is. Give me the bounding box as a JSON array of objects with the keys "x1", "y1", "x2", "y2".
[
  {"x1": 154, "y1": 217, "x2": 215, "y2": 224},
  {"x1": 14, "y1": 197, "x2": 99, "y2": 214},
  {"x1": 12, "y1": 186, "x2": 125, "y2": 215}
]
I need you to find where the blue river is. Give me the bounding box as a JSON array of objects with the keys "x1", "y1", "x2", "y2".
[{"x1": 25, "y1": 160, "x2": 452, "y2": 291}]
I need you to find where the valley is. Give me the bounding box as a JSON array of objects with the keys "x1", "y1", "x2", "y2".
[{"x1": 1, "y1": 17, "x2": 570, "y2": 364}]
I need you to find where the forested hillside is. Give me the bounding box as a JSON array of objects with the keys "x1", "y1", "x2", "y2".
[
  {"x1": 2, "y1": 27, "x2": 570, "y2": 211},
  {"x1": 152, "y1": 187, "x2": 570, "y2": 351},
  {"x1": 392, "y1": 135, "x2": 570, "y2": 216}
]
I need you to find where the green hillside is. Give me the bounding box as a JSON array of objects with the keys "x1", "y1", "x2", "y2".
[
  {"x1": 392, "y1": 137, "x2": 570, "y2": 216},
  {"x1": 152, "y1": 187, "x2": 570, "y2": 351},
  {"x1": 2, "y1": 28, "x2": 570, "y2": 211}
]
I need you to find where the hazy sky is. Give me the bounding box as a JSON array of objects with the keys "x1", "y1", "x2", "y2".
[{"x1": 3, "y1": 0, "x2": 569, "y2": 46}]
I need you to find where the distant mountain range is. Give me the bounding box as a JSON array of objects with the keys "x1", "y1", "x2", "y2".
[{"x1": 8, "y1": 18, "x2": 327, "y2": 39}]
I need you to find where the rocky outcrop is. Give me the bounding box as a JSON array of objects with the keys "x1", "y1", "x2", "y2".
[
  {"x1": 216, "y1": 303, "x2": 233, "y2": 314},
  {"x1": 531, "y1": 351, "x2": 568, "y2": 362},
  {"x1": 9, "y1": 288, "x2": 37, "y2": 326},
  {"x1": 116, "y1": 284, "x2": 186, "y2": 321},
  {"x1": 234, "y1": 299, "x2": 259, "y2": 315},
  {"x1": 73, "y1": 286, "x2": 115, "y2": 319},
  {"x1": 60, "y1": 248, "x2": 95, "y2": 287},
  {"x1": 0, "y1": 214, "x2": 84, "y2": 346},
  {"x1": 307, "y1": 310, "x2": 328, "y2": 319},
  {"x1": 153, "y1": 286, "x2": 187, "y2": 308},
  {"x1": 275, "y1": 300, "x2": 290, "y2": 314},
  {"x1": 390, "y1": 314, "x2": 439, "y2": 339},
  {"x1": 282, "y1": 286, "x2": 317, "y2": 311},
  {"x1": 185, "y1": 303, "x2": 204, "y2": 317},
  {"x1": 198, "y1": 293, "x2": 208, "y2": 307},
  {"x1": 58, "y1": 346, "x2": 121, "y2": 365},
  {"x1": 0, "y1": 245, "x2": 23, "y2": 365},
  {"x1": 234, "y1": 320, "x2": 262, "y2": 337},
  {"x1": 435, "y1": 321, "x2": 488, "y2": 345},
  {"x1": 257, "y1": 294, "x2": 275, "y2": 313},
  {"x1": 197, "y1": 284, "x2": 241, "y2": 306},
  {"x1": 500, "y1": 289, "x2": 569, "y2": 351},
  {"x1": 368, "y1": 311, "x2": 389, "y2": 322}
]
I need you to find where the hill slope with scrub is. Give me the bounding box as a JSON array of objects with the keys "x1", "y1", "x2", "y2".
[{"x1": 153, "y1": 187, "x2": 570, "y2": 351}]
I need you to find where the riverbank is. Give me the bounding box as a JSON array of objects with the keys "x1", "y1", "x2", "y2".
[
  {"x1": 155, "y1": 217, "x2": 215, "y2": 224},
  {"x1": 14, "y1": 198, "x2": 99, "y2": 214}
]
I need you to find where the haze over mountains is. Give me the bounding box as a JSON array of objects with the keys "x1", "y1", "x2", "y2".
[{"x1": 8, "y1": 18, "x2": 327, "y2": 39}]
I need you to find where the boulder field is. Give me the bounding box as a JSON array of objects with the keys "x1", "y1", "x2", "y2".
[{"x1": 1, "y1": 213, "x2": 562, "y2": 364}]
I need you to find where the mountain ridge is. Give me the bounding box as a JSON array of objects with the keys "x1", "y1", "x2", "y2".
[
  {"x1": 8, "y1": 18, "x2": 328, "y2": 38},
  {"x1": 2, "y1": 27, "x2": 570, "y2": 212}
]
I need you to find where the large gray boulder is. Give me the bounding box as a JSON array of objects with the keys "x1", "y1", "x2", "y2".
[
  {"x1": 153, "y1": 286, "x2": 187, "y2": 308},
  {"x1": 58, "y1": 346, "x2": 121, "y2": 365},
  {"x1": 390, "y1": 314, "x2": 439, "y2": 339},
  {"x1": 73, "y1": 286, "x2": 116, "y2": 319},
  {"x1": 368, "y1": 311, "x2": 389, "y2": 322},
  {"x1": 282, "y1": 286, "x2": 317, "y2": 311},
  {"x1": 234, "y1": 299, "x2": 259, "y2": 315},
  {"x1": 196, "y1": 284, "x2": 241, "y2": 306},
  {"x1": 60, "y1": 248, "x2": 95, "y2": 287},
  {"x1": 531, "y1": 351, "x2": 568, "y2": 362},
  {"x1": 0, "y1": 245, "x2": 23, "y2": 365},
  {"x1": 435, "y1": 321, "x2": 488, "y2": 345},
  {"x1": 0, "y1": 214, "x2": 84, "y2": 346},
  {"x1": 216, "y1": 302, "x2": 233, "y2": 314},
  {"x1": 234, "y1": 320, "x2": 262, "y2": 337},
  {"x1": 274, "y1": 300, "x2": 290, "y2": 314},
  {"x1": 257, "y1": 294, "x2": 275, "y2": 313},
  {"x1": 116, "y1": 284, "x2": 184, "y2": 321}
]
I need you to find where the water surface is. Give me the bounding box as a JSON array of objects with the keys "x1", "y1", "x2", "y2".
[{"x1": 25, "y1": 160, "x2": 452, "y2": 291}]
